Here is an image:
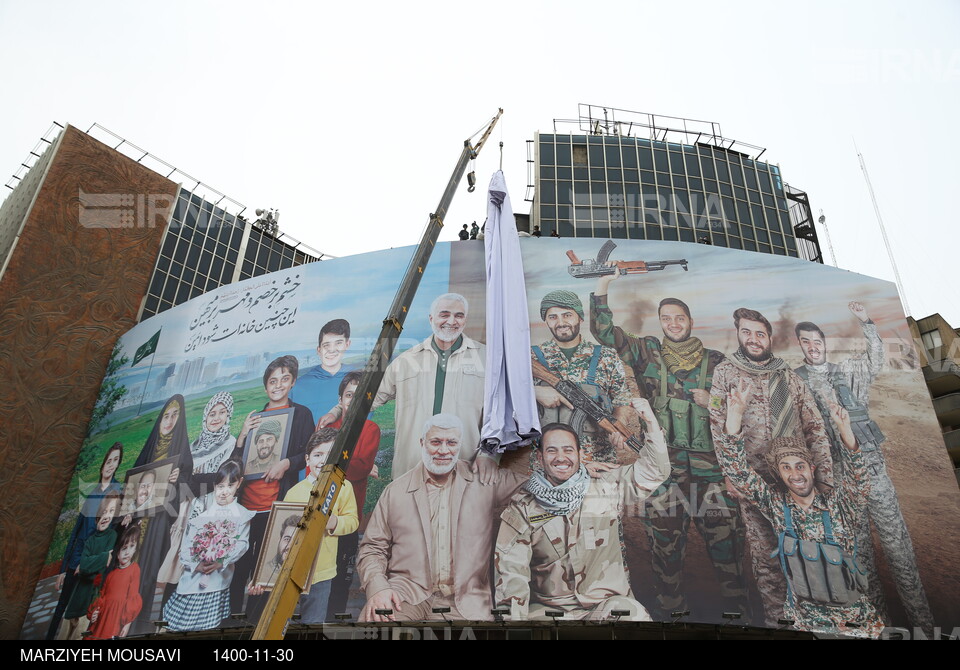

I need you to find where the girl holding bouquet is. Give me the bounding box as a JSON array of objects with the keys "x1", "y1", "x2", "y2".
[
  {"x1": 163, "y1": 460, "x2": 253, "y2": 631},
  {"x1": 86, "y1": 524, "x2": 143, "y2": 639}
]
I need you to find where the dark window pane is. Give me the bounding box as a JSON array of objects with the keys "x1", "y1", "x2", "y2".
[
  {"x1": 186, "y1": 243, "x2": 201, "y2": 267},
  {"x1": 715, "y1": 161, "x2": 729, "y2": 182},
  {"x1": 148, "y1": 272, "x2": 165, "y2": 297},
  {"x1": 173, "y1": 238, "x2": 188, "y2": 263},
  {"x1": 638, "y1": 148, "x2": 654, "y2": 170},
  {"x1": 540, "y1": 142, "x2": 555, "y2": 165},
  {"x1": 160, "y1": 232, "x2": 177, "y2": 258},
  {"x1": 589, "y1": 145, "x2": 604, "y2": 166},
  {"x1": 731, "y1": 166, "x2": 744, "y2": 186},
  {"x1": 654, "y1": 150, "x2": 669, "y2": 172},
  {"x1": 610, "y1": 219, "x2": 627, "y2": 239},
  {"x1": 540, "y1": 180, "x2": 556, "y2": 204},
  {"x1": 574, "y1": 182, "x2": 590, "y2": 205},
  {"x1": 161, "y1": 279, "x2": 176, "y2": 302},
  {"x1": 605, "y1": 145, "x2": 621, "y2": 167}
]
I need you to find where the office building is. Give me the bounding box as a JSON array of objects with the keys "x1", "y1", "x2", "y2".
[
  {"x1": 908, "y1": 313, "x2": 960, "y2": 480},
  {"x1": 527, "y1": 104, "x2": 823, "y2": 261},
  {"x1": 0, "y1": 123, "x2": 321, "y2": 637}
]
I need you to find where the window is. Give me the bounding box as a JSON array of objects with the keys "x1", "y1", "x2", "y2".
[{"x1": 921, "y1": 329, "x2": 943, "y2": 359}]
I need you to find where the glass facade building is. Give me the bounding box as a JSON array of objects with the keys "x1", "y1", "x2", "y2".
[
  {"x1": 141, "y1": 187, "x2": 319, "y2": 320},
  {"x1": 531, "y1": 106, "x2": 822, "y2": 261}
]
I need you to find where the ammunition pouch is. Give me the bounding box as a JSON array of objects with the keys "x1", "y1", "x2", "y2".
[
  {"x1": 649, "y1": 352, "x2": 711, "y2": 452},
  {"x1": 775, "y1": 506, "x2": 869, "y2": 607}
]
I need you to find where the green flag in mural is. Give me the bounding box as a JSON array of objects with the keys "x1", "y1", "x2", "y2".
[{"x1": 132, "y1": 329, "x2": 160, "y2": 366}]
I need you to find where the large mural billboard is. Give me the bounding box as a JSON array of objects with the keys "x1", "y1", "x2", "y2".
[{"x1": 21, "y1": 238, "x2": 960, "y2": 640}]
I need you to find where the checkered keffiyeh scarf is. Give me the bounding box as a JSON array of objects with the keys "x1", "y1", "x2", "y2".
[
  {"x1": 524, "y1": 465, "x2": 590, "y2": 515},
  {"x1": 661, "y1": 336, "x2": 705, "y2": 374},
  {"x1": 730, "y1": 350, "x2": 798, "y2": 439}
]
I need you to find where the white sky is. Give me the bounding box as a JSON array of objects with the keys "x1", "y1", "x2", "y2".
[{"x1": 1, "y1": 0, "x2": 958, "y2": 324}]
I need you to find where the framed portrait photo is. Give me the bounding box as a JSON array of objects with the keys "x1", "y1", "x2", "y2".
[
  {"x1": 251, "y1": 501, "x2": 317, "y2": 592},
  {"x1": 241, "y1": 407, "x2": 295, "y2": 480},
  {"x1": 120, "y1": 457, "x2": 177, "y2": 517}
]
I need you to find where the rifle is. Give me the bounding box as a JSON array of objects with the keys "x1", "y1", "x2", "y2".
[
  {"x1": 567, "y1": 240, "x2": 688, "y2": 279},
  {"x1": 531, "y1": 359, "x2": 645, "y2": 454}
]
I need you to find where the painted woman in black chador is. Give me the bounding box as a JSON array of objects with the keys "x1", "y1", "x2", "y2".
[{"x1": 128, "y1": 394, "x2": 191, "y2": 632}]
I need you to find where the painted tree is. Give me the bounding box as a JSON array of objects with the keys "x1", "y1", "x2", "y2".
[{"x1": 88, "y1": 342, "x2": 129, "y2": 435}]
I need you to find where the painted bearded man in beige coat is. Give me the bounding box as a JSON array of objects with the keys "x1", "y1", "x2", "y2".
[{"x1": 357, "y1": 413, "x2": 526, "y2": 622}]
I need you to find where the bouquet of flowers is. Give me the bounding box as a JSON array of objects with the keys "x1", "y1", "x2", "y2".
[{"x1": 189, "y1": 519, "x2": 238, "y2": 589}]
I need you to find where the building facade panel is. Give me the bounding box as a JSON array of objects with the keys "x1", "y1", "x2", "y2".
[
  {"x1": 0, "y1": 125, "x2": 176, "y2": 638},
  {"x1": 533, "y1": 132, "x2": 800, "y2": 258}
]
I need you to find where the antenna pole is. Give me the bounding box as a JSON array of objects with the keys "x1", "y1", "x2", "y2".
[{"x1": 857, "y1": 146, "x2": 910, "y2": 315}]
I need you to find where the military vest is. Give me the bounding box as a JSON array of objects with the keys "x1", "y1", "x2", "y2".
[
  {"x1": 532, "y1": 345, "x2": 611, "y2": 437},
  {"x1": 776, "y1": 503, "x2": 869, "y2": 607},
  {"x1": 642, "y1": 349, "x2": 712, "y2": 452},
  {"x1": 795, "y1": 363, "x2": 885, "y2": 452}
]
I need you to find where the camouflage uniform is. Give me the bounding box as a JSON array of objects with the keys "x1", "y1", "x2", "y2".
[
  {"x1": 709, "y1": 358, "x2": 834, "y2": 626},
  {"x1": 715, "y1": 434, "x2": 883, "y2": 638},
  {"x1": 495, "y1": 438, "x2": 670, "y2": 620},
  {"x1": 531, "y1": 339, "x2": 630, "y2": 463},
  {"x1": 796, "y1": 320, "x2": 934, "y2": 632},
  {"x1": 590, "y1": 294, "x2": 747, "y2": 619}
]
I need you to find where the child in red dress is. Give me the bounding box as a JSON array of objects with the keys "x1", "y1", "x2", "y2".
[{"x1": 86, "y1": 524, "x2": 143, "y2": 639}]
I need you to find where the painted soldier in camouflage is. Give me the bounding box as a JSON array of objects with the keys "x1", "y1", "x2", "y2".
[
  {"x1": 794, "y1": 302, "x2": 933, "y2": 633},
  {"x1": 531, "y1": 290, "x2": 632, "y2": 464},
  {"x1": 709, "y1": 308, "x2": 834, "y2": 627},
  {"x1": 590, "y1": 274, "x2": 747, "y2": 620},
  {"x1": 716, "y1": 377, "x2": 882, "y2": 638},
  {"x1": 494, "y1": 409, "x2": 670, "y2": 620}
]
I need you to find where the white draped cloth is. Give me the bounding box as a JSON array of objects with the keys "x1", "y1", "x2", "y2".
[{"x1": 480, "y1": 171, "x2": 541, "y2": 452}]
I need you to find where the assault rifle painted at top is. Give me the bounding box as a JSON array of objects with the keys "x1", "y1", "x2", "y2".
[
  {"x1": 567, "y1": 240, "x2": 688, "y2": 279},
  {"x1": 531, "y1": 359, "x2": 645, "y2": 455}
]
